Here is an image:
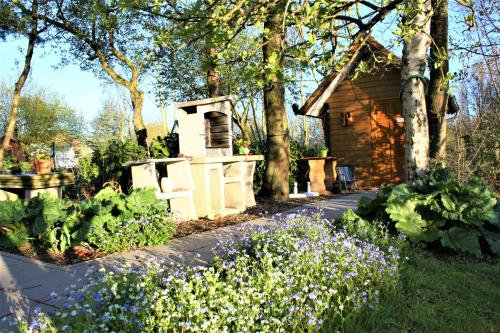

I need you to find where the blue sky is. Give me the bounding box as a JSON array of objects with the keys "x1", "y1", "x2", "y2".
[{"x1": 0, "y1": 37, "x2": 163, "y2": 124}]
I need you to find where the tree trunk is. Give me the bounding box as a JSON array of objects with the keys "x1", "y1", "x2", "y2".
[
  {"x1": 262, "y1": 10, "x2": 290, "y2": 200},
  {"x1": 0, "y1": 0, "x2": 38, "y2": 171},
  {"x1": 237, "y1": 120, "x2": 252, "y2": 143},
  {"x1": 322, "y1": 113, "x2": 331, "y2": 150},
  {"x1": 300, "y1": 78, "x2": 310, "y2": 146},
  {"x1": 207, "y1": 47, "x2": 221, "y2": 97},
  {"x1": 250, "y1": 100, "x2": 262, "y2": 143},
  {"x1": 401, "y1": 0, "x2": 432, "y2": 182},
  {"x1": 131, "y1": 90, "x2": 147, "y2": 148},
  {"x1": 428, "y1": 0, "x2": 449, "y2": 160}
]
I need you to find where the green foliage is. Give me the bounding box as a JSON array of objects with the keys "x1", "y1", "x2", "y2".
[
  {"x1": 64, "y1": 154, "x2": 100, "y2": 200},
  {"x1": 90, "y1": 99, "x2": 130, "y2": 150},
  {"x1": 0, "y1": 200, "x2": 29, "y2": 248},
  {"x1": 251, "y1": 139, "x2": 305, "y2": 194},
  {"x1": 334, "y1": 209, "x2": 393, "y2": 250},
  {"x1": 288, "y1": 140, "x2": 304, "y2": 187},
  {"x1": 0, "y1": 83, "x2": 86, "y2": 147},
  {"x1": 149, "y1": 133, "x2": 180, "y2": 159},
  {"x1": 149, "y1": 139, "x2": 169, "y2": 158},
  {"x1": 85, "y1": 188, "x2": 176, "y2": 253},
  {"x1": 446, "y1": 62, "x2": 499, "y2": 193},
  {"x1": 346, "y1": 249, "x2": 500, "y2": 332},
  {"x1": 349, "y1": 167, "x2": 499, "y2": 257},
  {"x1": 93, "y1": 139, "x2": 147, "y2": 192},
  {"x1": 0, "y1": 188, "x2": 176, "y2": 254}
]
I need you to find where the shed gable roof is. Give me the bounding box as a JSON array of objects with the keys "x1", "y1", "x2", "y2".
[{"x1": 294, "y1": 36, "x2": 458, "y2": 117}]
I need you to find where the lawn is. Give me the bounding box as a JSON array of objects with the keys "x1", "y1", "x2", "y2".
[{"x1": 348, "y1": 248, "x2": 500, "y2": 333}]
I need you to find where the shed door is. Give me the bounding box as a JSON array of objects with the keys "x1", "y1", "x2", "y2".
[{"x1": 371, "y1": 100, "x2": 405, "y2": 185}]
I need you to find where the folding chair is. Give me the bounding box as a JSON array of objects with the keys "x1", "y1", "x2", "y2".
[{"x1": 336, "y1": 165, "x2": 358, "y2": 191}]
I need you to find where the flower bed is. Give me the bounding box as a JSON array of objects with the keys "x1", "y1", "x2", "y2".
[
  {"x1": 11, "y1": 215, "x2": 401, "y2": 332},
  {"x1": 0, "y1": 187, "x2": 177, "y2": 258}
]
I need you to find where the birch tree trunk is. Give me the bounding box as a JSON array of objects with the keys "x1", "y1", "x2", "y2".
[
  {"x1": 300, "y1": 77, "x2": 310, "y2": 147},
  {"x1": 401, "y1": 0, "x2": 432, "y2": 181},
  {"x1": 0, "y1": 0, "x2": 38, "y2": 171},
  {"x1": 262, "y1": 10, "x2": 290, "y2": 200},
  {"x1": 428, "y1": 0, "x2": 449, "y2": 160}
]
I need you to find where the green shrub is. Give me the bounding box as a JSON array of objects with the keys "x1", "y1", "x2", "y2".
[
  {"x1": 0, "y1": 188, "x2": 177, "y2": 254},
  {"x1": 0, "y1": 200, "x2": 29, "y2": 249},
  {"x1": 251, "y1": 139, "x2": 305, "y2": 195},
  {"x1": 65, "y1": 154, "x2": 100, "y2": 199},
  {"x1": 85, "y1": 188, "x2": 176, "y2": 253},
  {"x1": 11, "y1": 215, "x2": 401, "y2": 332},
  {"x1": 93, "y1": 139, "x2": 147, "y2": 192},
  {"x1": 346, "y1": 167, "x2": 499, "y2": 257},
  {"x1": 149, "y1": 133, "x2": 179, "y2": 158}
]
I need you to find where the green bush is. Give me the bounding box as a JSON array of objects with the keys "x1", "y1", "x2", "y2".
[
  {"x1": 93, "y1": 139, "x2": 147, "y2": 192},
  {"x1": 345, "y1": 167, "x2": 499, "y2": 257},
  {"x1": 86, "y1": 188, "x2": 176, "y2": 253},
  {"x1": 149, "y1": 133, "x2": 179, "y2": 158},
  {"x1": 251, "y1": 139, "x2": 305, "y2": 195},
  {"x1": 0, "y1": 188, "x2": 176, "y2": 253},
  {"x1": 63, "y1": 154, "x2": 100, "y2": 200},
  {"x1": 11, "y1": 215, "x2": 401, "y2": 332}
]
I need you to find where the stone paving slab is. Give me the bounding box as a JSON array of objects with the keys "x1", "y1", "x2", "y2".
[
  {"x1": 0, "y1": 257, "x2": 67, "y2": 293},
  {"x1": 0, "y1": 290, "x2": 56, "y2": 321},
  {"x1": 0, "y1": 190, "x2": 375, "y2": 328}
]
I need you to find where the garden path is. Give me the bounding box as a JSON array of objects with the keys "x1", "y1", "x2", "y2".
[{"x1": 0, "y1": 190, "x2": 375, "y2": 328}]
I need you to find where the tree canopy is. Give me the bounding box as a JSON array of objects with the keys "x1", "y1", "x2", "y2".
[{"x1": 0, "y1": 83, "x2": 86, "y2": 150}]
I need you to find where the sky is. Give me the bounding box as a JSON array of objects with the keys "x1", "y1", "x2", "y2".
[{"x1": 0, "y1": 37, "x2": 164, "y2": 124}]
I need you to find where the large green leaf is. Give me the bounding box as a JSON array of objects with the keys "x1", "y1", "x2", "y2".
[
  {"x1": 0, "y1": 223, "x2": 29, "y2": 249},
  {"x1": 480, "y1": 228, "x2": 500, "y2": 255},
  {"x1": 0, "y1": 200, "x2": 26, "y2": 227},
  {"x1": 440, "y1": 193, "x2": 456, "y2": 212},
  {"x1": 440, "y1": 227, "x2": 482, "y2": 257},
  {"x1": 356, "y1": 184, "x2": 393, "y2": 220},
  {"x1": 125, "y1": 188, "x2": 158, "y2": 215},
  {"x1": 31, "y1": 196, "x2": 67, "y2": 236}
]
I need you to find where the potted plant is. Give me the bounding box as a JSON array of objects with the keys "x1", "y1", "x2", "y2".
[
  {"x1": 19, "y1": 161, "x2": 32, "y2": 174},
  {"x1": 33, "y1": 150, "x2": 51, "y2": 174},
  {"x1": 2, "y1": 158, "x2": 14, "y2": 174},
  {"x1": 235, "y1": 138, "x2": 250, "y2": 155},
  {"x1": 318, "y1": 146, "x2": 329, "y2": 158}
]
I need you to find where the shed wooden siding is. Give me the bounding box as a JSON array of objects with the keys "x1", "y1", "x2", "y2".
[{"x1": 326, "y1": 69, "x2": 402, "y2": 188}]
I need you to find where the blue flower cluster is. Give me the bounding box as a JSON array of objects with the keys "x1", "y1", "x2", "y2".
[{"x1": 8, "y1": 214, "x2": 401, "y2": 332}]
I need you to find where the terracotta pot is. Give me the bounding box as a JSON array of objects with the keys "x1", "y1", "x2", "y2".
[{"x1": 34, "y1": 159, "x2": 51, "y2": 175}]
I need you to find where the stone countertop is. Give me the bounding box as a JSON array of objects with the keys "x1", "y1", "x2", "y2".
[
  {"x1": 189, "y1": 155, "x2": 264, "y2": 164},
  {"x1": 124, "y1": 158, "x2": 188, "y2": 167}
]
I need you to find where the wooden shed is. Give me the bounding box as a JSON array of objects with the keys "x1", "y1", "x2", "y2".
[
  {"x1": 294, "y1": 37, "x2": 457, "y2": 188},
  {"x1": 0, "y1": 131, "x2": 24, "y2": 162}
]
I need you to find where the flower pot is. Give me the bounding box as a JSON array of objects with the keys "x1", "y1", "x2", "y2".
[
  {"x1": 319, "y1": 148, "x2": 328, "y2": 158},
  {"x1": 34, "y1": 159, "x2": 51, "y2": 175},
  {"x1": 238, "y1": 147, "x2": 250, "y2": 155}
]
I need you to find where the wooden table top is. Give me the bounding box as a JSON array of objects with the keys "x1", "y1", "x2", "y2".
[
  {"x1": 0, "y1": 172, "x2": 75, "y2": 189},
  {"x1": 300, "y1": 157, "x2": 338, "y2": 161}
]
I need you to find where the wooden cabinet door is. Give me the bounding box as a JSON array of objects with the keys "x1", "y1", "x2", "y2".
[{"x1": 371, "y1": 100, "x2": 405, "y2": 185}]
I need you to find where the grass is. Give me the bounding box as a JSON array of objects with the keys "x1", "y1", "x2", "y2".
[{"x1": 347, "y1": 247, "x2": 500, "y2": 333}]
